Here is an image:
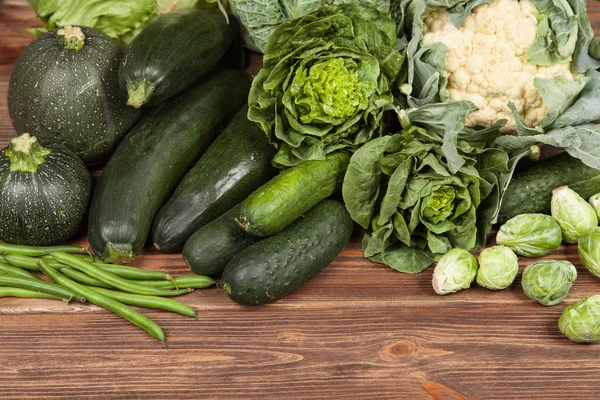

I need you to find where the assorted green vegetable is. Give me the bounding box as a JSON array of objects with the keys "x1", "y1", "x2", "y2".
[{"x1": 6, "y1": 0, "x2": 600, "y2": 345}]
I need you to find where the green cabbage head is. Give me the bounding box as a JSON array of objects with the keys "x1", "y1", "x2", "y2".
[{"x1": 248, "y1": 4, "x2": 404, "y2": 167}]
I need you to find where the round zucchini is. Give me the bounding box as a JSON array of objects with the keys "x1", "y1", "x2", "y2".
[
  {"x1": 0, "y1": 134, "x2": 91, "y2": 245},
  {"x1": 222, "y1": 199, "x2": 354, "y2": 305},
  {"x1": 152, "y1": 106, "x2": 277, "y2": 253},
  {"x1": 119, "y1": 8, "x2": 236, "y2": 108},
  {"x1": 8, "y1": 26, "x2": 140, "y2": 165}
]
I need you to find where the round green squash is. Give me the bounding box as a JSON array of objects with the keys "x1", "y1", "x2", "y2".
[
  {"x1": 8, "y1": 26, "x2": 140, "y2": 165},
  {"x1": 0, "y1": 133, "x2": 92, "y2": 245}
]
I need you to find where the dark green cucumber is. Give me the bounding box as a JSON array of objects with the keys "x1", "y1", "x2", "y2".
[
  {"x1": 236, "y1": 152, "x2": 350, "y2": 237},
  {"x1": 151, "y1": 106, "x2": 277, "y2": 253},
  {"x1": 498, "y1": 152, "x2": 600, "y2": 223},
  {"x1": 119, "y1": 8, "x2": 236, "y2": 108},
  {"x1": 182, "y1": 204, "x2": 256, "y2": 277},
  {"x1": 88, "y1": 69, "x2": 251, "y2": 264},
  {"x1": 0, "y1": 134, "x2": 91, "y2": 245},
  {"x1": 222, "y1": 199, "x2": 353, "y2": 304},
  {"x1": 8, "y1": 26, "x2": 139, "y2": 165}
]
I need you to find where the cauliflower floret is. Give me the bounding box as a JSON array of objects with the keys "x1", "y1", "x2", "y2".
[{"x1": 422, "y1": 0, "x2": 575, "y2": 132}]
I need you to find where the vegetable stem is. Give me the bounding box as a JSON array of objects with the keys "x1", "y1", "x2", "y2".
[{"x1": 126, "y1": 78, "x2": 155, "y2": 109}]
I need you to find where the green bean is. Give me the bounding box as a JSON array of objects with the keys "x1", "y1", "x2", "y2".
[
  {"x1": 0, "y1": 287, "x2": 68, "y2": 301},
  {"x1": 41, "y1": 255, "x2": 172, "y2": 281},
  {"x1": 0, "y1": 261, "x2": 39, "y2": 280},
  {"x1": 0, "y1": 275, "x2": 84, "y2": 302},
  {"x1": 0, "y1": 243, "x2": 88, "y2": 256},
  {"x1": 135, "y1": 275, "x2": 217, "y2": 289},
  {"x1": 90, "y1": 287, "x2": 197, "y2": 319},
  {"x1": 2, "y1": 254, "x2": 63, "y2": 270},
  {"x1": 39, "y1": 262, "x2": 165, "y2": 344},
  {"x1": 60, "y1": 268, "x2": 114, "y2": 289},
  {"x1": 50, "y1": 252, "x2": 191, "y2": 297}
]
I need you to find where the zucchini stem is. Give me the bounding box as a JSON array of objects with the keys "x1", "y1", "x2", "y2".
[
  {"x1": 126, "y1": 78, "x2": 155, "y2": 109},
  {"x1": 5, "y1": 133, "x2": 51, "y2": 173},
  {"x1": 56, "y1": 25, "x2": 85, "y2": 51}
]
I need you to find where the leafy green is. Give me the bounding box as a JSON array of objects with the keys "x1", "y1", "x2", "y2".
[
  {"x1": 248, "y1": 4, "x2": 404, "y2": 167},
  {"x1": 228, "y1": 0, "x2": 391, "y2": 52},
  {"x1": 27, "y1": 0, "x2": 218, "y2": 44},
  {"x1": 342, "y1": 126, "x2": 508, "y2": 273}
]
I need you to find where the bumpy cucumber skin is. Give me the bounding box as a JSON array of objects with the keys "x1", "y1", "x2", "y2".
[
  {"x1": 222, "y1": 199, "x2": 354, "y2": 305},
  {"x1": 237, "y1": 152, "x2": 350, "y2": 238},
  {"x1": 182, "y1": 204, "x2": 256, "y2": 277},
  {"x1": 87, "y1": 69, "x2": 251, "y2": 264},
  {"x1": 151, "y1": 106, "x2": 277, "y2": 253},
  {"x1": 498, "y1": 153, "x2": 600, "y2": 224}
]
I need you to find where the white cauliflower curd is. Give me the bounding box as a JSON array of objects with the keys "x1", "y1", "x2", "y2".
[{"x1": 421, "y1": 0, "x2": 575, "y2": 132}]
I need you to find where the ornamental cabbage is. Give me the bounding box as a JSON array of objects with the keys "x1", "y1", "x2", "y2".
[{"x1": 248, "y1": 4, "x2": 404, "y2": 167}]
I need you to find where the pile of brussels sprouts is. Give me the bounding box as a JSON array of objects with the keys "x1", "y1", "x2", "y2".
[{"x1": 432, "y1": 185, "x2": 600, "y2": 344}]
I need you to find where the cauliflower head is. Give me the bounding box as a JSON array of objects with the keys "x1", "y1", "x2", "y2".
[{"x1": 421, "y1": 0, "x2": 575, "y2": 132}]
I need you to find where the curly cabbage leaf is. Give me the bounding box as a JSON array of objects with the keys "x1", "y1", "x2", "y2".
[
  {"x1": 228, "y1": 0, "x2": 391, "y2": 52},
  {"x1": 27, "y1": 0, "x2": 218, "y2": 45},
  {"x1": 342, "y1": 125, "x2": 512, "y2": 273},
  {"x1": 248, "y1": 4, "x2": 404, "y2": 167}
]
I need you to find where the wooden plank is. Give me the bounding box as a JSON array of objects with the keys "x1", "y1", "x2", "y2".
[{"x1": 0, "y1": 1, "x2": 600, "y2": 399}]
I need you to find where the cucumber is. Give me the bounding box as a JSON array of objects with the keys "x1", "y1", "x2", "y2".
[
  {"x1": 236, "y1": 152, "x2": 350, "y2": 237},
  {"x1": 222, "y1": 199, "x2": 354, "y2": 304},
  {"x1": 151, "y1": 106, "x2": 277, "y2": 253},
  {"x1": 182, "y1": 204, "x2": 256, "y2": 277},
  {"x1": 498, "y1": 152, "x2": 600, "y2": 224},
  {"x1": 119, "y1": 8, "x2": 236, "y2": 108},
  {"x1": 88, "y1": 69, "x2": 251, "y2": 264}
]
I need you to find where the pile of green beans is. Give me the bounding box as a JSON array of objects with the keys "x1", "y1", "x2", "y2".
[{"x1": 0, "y1": 243, "x2": 216, "y2": 344}]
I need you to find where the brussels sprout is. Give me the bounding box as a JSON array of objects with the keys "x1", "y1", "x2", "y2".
[
  {"x1": 559, "y1": 296, "x2": 600, "y2": 343},
  {"x1": 577, "y1": 227, "x2": 600, "y2": 278},
  {"x1": 496, "y1": 214, "x2": 562, "y2": 257},
  {"x1": 589, "y1": 193, "x2": 600, "y2": 220},
  {"x1": 521, "y1": 260, "x2": 577, "y2": 306},
  {"x1": 432, "y1": 248, "x2": 478, "y2": 295},
  {"x1": 476, "y1": 246, "x2": 519, "y2": 290},
  {"x1": 551, "y1": 186, "x2": 597, "y2": 243}
]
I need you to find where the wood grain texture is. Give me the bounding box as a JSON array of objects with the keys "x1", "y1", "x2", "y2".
[{"x1": 1, "y1": 1, "x2": 600, "y2": 399}]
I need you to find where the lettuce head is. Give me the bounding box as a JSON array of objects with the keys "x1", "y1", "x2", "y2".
[
  {"x1": 27, "y1": 0, "x2": 218, "y2": 45},
  {"x1": 248, "y1": 3, "x2": 404, "y2": 167}
]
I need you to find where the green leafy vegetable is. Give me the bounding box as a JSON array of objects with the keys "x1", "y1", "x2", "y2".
[
  {"x1": 248, "y1": 4, "x2": 404, "y2": 167},
  {"x1": 521, "y1": 259, "x2": 577, "y2": 306},
  {"x1": 432, "y1": 248, "x2": 478, "y2": 295},
  {"x1": 27, "y1": 0, "x2": 219, "y2": 45},
  {"x1": 496, "y1": 214, "x2": 563, "y2": 257},
  {"x1": 342, "y1": 125, "x2": 509, "y2": 273},
  {"x1": 559, "y1": 296, "x2": 600, "y2": 343},
  {"x1": 228, "y1": 0, "x2": 391, "y2": 52}
]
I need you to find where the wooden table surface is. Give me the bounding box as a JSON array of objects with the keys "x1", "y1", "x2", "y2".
[{"x1": 1, "y1": 1, "x2": 600, "y2": 399}]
